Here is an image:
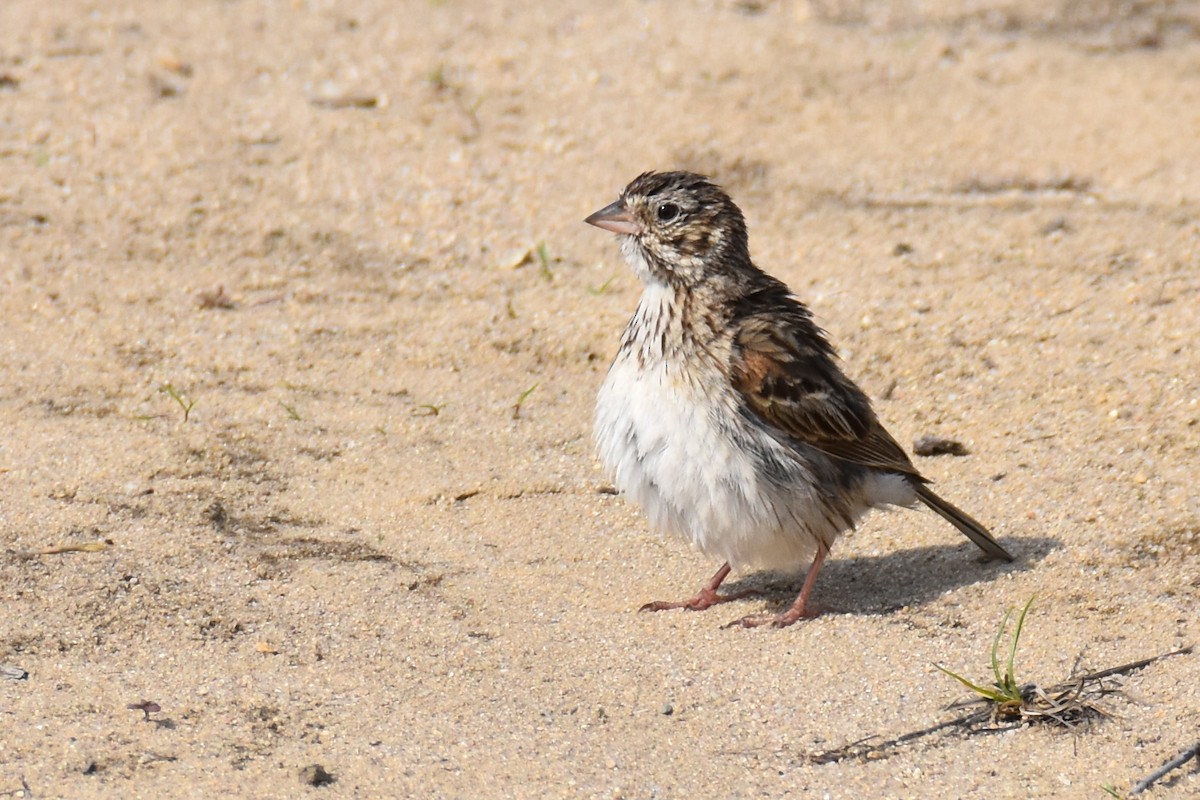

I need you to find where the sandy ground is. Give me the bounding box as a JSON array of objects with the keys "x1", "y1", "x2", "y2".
[{"x1": 1, "y1": 1, "x2": 1199, "y2": 797}]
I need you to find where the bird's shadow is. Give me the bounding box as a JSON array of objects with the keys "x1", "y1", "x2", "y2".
[{"x1": 721, "y1": 536, "x2": 1059, "y2": 617}]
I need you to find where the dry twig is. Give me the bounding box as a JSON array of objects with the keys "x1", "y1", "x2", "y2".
[
  {"x1": 811, "y1": 646, "x2": 1191, "y2": 764},
  {"x1": 1131, "y1": 741, "x2": 1200, "y2": 795}
]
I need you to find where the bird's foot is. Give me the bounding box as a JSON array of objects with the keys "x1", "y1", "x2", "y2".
[
  {"x1": 639, "y1": 587, "x2": 761, "y2": 613},
  {"x1": 724, "y1": 602, "x2": 825, "y2": 629}
]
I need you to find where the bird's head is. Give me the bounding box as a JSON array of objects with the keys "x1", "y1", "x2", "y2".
[{"x1": 585, "y1": 171, "x2": 750, "y2": 287}]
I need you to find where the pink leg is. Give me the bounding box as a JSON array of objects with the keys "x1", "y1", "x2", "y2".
[
  {"x1": 733, "y1": 544, "x2": 829, "y2": 629},
  {"x1": 640, "y1": 562, "x2": 761, "y2": 613}
]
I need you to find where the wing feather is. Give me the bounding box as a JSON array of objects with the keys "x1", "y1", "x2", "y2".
[{"x1": 729, "y1": 296, "x2": 923, "y2": 480}]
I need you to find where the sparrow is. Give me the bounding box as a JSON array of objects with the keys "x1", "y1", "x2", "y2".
[{"x1": 585, "y1": 171, "x2": 1013, "y2": 628}]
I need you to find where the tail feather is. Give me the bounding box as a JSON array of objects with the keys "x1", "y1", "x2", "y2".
[{"x1": 914, "y1": 483, "x2": 1013, "y2": 562}]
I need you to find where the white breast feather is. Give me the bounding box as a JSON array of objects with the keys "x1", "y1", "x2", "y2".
[{"x1": 593, "y1": 285, "x2": 874, "y2": 571}]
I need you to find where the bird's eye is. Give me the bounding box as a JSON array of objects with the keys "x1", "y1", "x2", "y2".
[{"x1": 656, "y1": 203, "x2": 680, "y2": 222}]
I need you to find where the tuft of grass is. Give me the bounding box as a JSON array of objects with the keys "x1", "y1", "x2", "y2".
[
  {"x1": 413, "y1": 403, "x2": 447, "y2": 417},
  {"x1": 587, "y1": 275, "x2": 617, "y2": 296},
  {"x1": 511, "y1": 382, "x2": 539, "y2": 420},
  {"x1": 278, "y1": 401, "x2": 302, "y2": 421},
  {"x1": 935, "y1": 595, "x2": 1035, "y2": 714},
  {"x1": 815, "y1": 642, "x2": 1190, "y2": 764},
  {"x1": 535, "y1": 241, "x2": 552, "y2": 281},
  {"x1": 426, "y1": 63, "x2": 450, "y2": 92},
  {"x1": 159, "y1": 384, "x2": 196, "y2": 422}
]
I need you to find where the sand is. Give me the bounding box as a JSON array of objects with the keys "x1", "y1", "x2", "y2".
[{"x1": 1, "y1": 1, "x2": 1198, "y2": 797}]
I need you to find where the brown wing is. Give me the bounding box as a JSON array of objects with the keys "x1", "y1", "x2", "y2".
[{"x1": 730, "y1": 310, "x2": 924, "y2": 481}]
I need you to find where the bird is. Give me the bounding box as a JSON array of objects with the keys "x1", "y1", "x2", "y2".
[{"x1": 585, "y1": 170, "x2": 1013, "y2": 628}]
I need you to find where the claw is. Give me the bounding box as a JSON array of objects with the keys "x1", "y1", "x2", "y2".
[
  {"x1": 726, "y1": 545, "x2": 830, "y2": 630},
  {"x1": 725, "y1": 602, "x2": 825, "y2": 629},
  {"x1": 638, "y1": 562, "x2": 760, "y2": 614},
  {"x1": 640, "y1": 587, "x2": 761, "y2": 613}
]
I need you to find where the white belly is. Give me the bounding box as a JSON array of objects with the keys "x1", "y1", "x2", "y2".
[{"x1": 594, "y1": 350, "x2": 842, "y2": 571}]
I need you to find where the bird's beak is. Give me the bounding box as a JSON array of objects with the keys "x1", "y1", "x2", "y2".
[{"x1": 585, "y1": 199, "x2": 641, "y2": 235}]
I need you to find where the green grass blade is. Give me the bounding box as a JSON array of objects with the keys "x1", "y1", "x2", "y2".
[
  {"x1": 934, "y1": 663, "x2": 1009, "y2": 703},
  {"x1": 1004, "y1": 595, "x2": 1036, "y2": 695},
  {"x1": 990, "y1": 607, "x2": 1013, "y2": 691}
]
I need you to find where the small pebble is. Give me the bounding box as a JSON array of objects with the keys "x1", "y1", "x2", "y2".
[
  {"x1": 913, "y1": 434, "x2": 970, "y2": 457},
  {"x1": 299, "y1": 764, "x2": 335, "y2": 787}
]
